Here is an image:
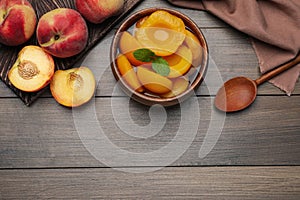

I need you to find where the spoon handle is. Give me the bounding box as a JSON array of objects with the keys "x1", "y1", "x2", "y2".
[{"x1": 255, "y1": 53, "x2": 300, "y2": 86}]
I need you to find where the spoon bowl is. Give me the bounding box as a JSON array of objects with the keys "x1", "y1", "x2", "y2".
[{"x1": 215, "y1": 77, "x2": 257, "y2": 112}]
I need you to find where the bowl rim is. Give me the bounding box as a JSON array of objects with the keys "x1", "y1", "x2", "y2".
[{"x1": 110, "y1": 7, "x2": 209, "y2": 107}]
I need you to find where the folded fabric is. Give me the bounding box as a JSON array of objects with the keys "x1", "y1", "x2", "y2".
[{"x1": 167, "y1": 0, "x2": 300, "y2": 95}]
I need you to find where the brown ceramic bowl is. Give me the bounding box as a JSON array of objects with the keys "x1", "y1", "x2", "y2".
[{"x1": 110, "y1": 7, "x2": 208, "y2": 107}]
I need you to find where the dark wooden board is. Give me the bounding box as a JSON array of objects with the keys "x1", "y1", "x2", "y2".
[{"x1": 0, "y1": 0, "x2": 144, "y2": 106}]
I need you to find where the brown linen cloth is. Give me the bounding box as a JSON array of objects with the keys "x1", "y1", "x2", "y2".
[{"x1": 167, "y1": 0, "x2": 300, "y2": 95}]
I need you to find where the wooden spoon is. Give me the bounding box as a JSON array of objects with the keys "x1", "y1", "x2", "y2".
[{"x1": 215, "y1": 53, "x2": 300, "y2": 112}]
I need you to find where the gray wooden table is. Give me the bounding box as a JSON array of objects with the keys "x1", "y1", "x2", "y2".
[{"x1": 0, "y1": 0, "x2": 299, "y2": 199}]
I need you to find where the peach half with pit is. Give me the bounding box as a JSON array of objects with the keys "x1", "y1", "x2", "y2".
[
  {"x1": 0, "y1": 0, "x2": 37, "y2": 46},
  {"x1": 8, "y1": 45, "x2": 55, "y2": 92},
  {"x1": 50, "y1": 67, "x2": 96, "y2": 107},
  {"x1": 36, "y1": 8, "x2": 88, "y2": 58}
]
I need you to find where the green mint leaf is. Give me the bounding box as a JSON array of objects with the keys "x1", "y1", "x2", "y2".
[
  {"x1": 133, "y1": 48, "x2": 170, "y2": 76},
  {"x1": 152, "y1": 57, "x2": 170, "y2": 76},
  {"x1": 133, "y1": 48, "x2": 156, "y2": 62}
]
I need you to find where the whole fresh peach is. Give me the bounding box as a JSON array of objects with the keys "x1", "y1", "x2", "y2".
[
  {"x1": 36, "y1": 8, "x2": 88, "y2": 58},
  {"x1": 75, "y1": 0, "x2": 124, "y2": 24},
  {"x1": 0, "y1": 0, "x2": 36, "y2": 46}
]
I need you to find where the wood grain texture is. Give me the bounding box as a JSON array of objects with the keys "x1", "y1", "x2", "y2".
[
  {"x1": 0, "y1": 167, "x2": 299, "y2": 199},
  {"x1": 0, "y1": 96, "x2": 299, "y2": 168},
  {"x1": 0, "y1": 0, "x2": 299, "y2": 198}
]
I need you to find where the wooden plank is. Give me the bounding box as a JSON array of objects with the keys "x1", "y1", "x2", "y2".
[
  {"x1": 0, "y1": 166, "x2": 299, "y2": 199},
  {"x1": 0, "y1": 81, "x2": 15, "y2": 97},
  {"x1": 0, "y1": 96, "x2": 299, "y2": 168},
  {"x1": 1, "y1": 27, "x2": 299, "y2": 98}
]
